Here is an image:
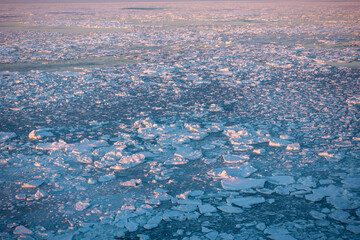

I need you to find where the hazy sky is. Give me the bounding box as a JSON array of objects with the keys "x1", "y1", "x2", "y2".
[
  {"x1": 0, "y1": 0, "x2": 353, "y2": 3},
  {"x1": 0, "y1": 0, "x2": 312, "y2": 3},
  {"x1": 1, "y1": 0, "x2": 243, "y2": 3}
]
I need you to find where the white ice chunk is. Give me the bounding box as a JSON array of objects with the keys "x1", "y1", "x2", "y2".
[
  {"x1": 274, "y1": 186, "x2": 295, "y2": 195},
  {"x1": 22, "y1": 180, "x2": 44, "y2": 188},
  {"x1": 15, "y1": 194, "x2": 26, "y2": 200},
  {"x1": 13, "y1": 225, "x2": 33, "y2": 235},
  {"x1": 326, "y1": 195, "x2": 360, "y2": 210},
  {"x1": 199, "y1": 204, "x2": 217, "y2": 214},
  {"x1": 76, "y1": 155, "x2": 93, "y2": 164},
  {"x1": 347, "y1": 224, "x2": 360, "y2": 234},
  {"x1": 234, "y1": 145, "x2": 253, "y2": 152},
  {"x1": 34, "y1": 189, "x2": 48, "y2": 200},
  {"x1": 229, "y1": 138, "x2": 254, "y2": 146},
  {"x1": 36, "y1": 140, "x2": 72, "y2": 151},
  {"x1": 310, "y1": 210, "x2": 326, "y2": 220},
  {"x1": 208, "y1": 164, "x2": 257, "y2": 179},
  {"x1": 297, "y1": 176, "x2": 317, "y2": 188},
  {"x1": 162, "y1": 210, "x2": 184, "y2": 221},
  {"x1": 0, "y1": 132, "x2": 16, "y2": 142},
  {"x1": 120, "y1": 179, "x2": 141, "y2": 187},
  {"x1": 184, "y1": 212, "x2": 199, "y2": 220},
  {"x1": 217, "y1": 205, "x2": 243, "y2": 214},
  {"x1": 256, "y1": 188, "x2": 275, "y2": 195},
  {"x1": 312, "y1": 185, "x2": 343, "y2": 197},
  {"x1": 269, "y1": 139, "x2": 287, "y2": 147},
  {"x1": 172, "y1": 205, "x2": 198, "y2": 212},
  {"x1": 253, "y1": 148, "x2": 265, "y2": 155},
  {"x1": 144, "y1": 214, "x2": 163, "y2": 230},
  {"x1": 137, "y1": 127, "x2": 160, "y2": 140},
  {"x1": 342, "y1": 177, "x2": 360, "y2": 189},
  {"x1": 111, "y1": 153, "x2": 145, "y2": 170},
  {"x1": 189, "y1": 190, "x2": 204, "y2": 197},
  {"x1": 206, "y1": 123, "x2": 224, "y2": 133},
  {"x1": 202, "y1": 227, "x2": 212, "y2": 233},
  {"x1": 224, "y1": 126, "x2": 250, "y2": 138},
  {"x1": 145, "y1": 199, "x2": 160, "y2": 206},
  {"x1": 356, "y1": 209, "x2": 360, "y2": 217},
  {"x1": 318, "y1": 152, "x2": 343, "y2": 162},
  {"x1": 164, "y1": 156, "x2": 189, "y2": 165},
  {"x1": 29, "y1": 129, "x2": 53, "y2": 140},
  {"x1": 125, "y1": 221, "x2": 139, "y2": 232},
  {"x1": 174, "y1": 147, "x2": 202, "y2": 160},
  {"x1": 219, "y1": 233, "x2": 234, "y2": 240},
  {"x1": 329, "y1": 210, "x2": 350, "y2": 223},
  {"x1": 228, "y1": 196, "x2": 265, "y2": 208},
  {"x1": 286, "y1": 143, "x2": 300, "y2": 151},
  {"x1": 75, "y1": 201, "x2": 90, "y2": 211},
  {"x1": 87, "y1": 178, "x2": 97, "y2": 184},
  {"x1": 98, "y1": 174, "x2": 116, "y2": 183},
  {"x1": 267, "y1": 176, "x2": 295, "y2": 185},
  {"x1": 222, "y1": 154, "x2": 248, "y2": 163},
  {"x1": 319, "y1": 179, "x2": 334, "y2": 185},
  {"x1": 256, "y1": 223, "x2": 266, "y2": 231},
  {"x1": 205, "y1": 231, "x2": 219, "y2": 240},
  {"x1": 305, "y1": 194, "x2": 324, "y2": 202},
  {"x1": 202, "y1": 144, "x2": 216, "y2": 150},
  {"x1": 221, "y1": 178, "x2": 265, "y2": 190}
]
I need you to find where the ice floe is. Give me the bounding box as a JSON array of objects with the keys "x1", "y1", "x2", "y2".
[
  {"x1": 29, "y1": 129, "x2": 54, "y2": 140},
  {"x1": 22, "y1": 180, "x2": 44, "y2": 188},
  {"x1": 208, "y1": 164, "x2": 257, "y2": 179},
  {"x1": 221, "y1": 178, "x2": 266, "y2": 190},
  {"x1": 13, "y1": 225, "x2": 33, "y2": 235},
  {"x1": 228, "y1": 196, "x2": 265, "y2": 208},
  {"x1": 267, "y1": 176, "x2": 295, "y2": 185},
  {"x1": 0, "y1": 132, "x2": 16, "y2": 142},
  {"x1": 217, "y1": 205, "x2": 244, "y2": 214}
]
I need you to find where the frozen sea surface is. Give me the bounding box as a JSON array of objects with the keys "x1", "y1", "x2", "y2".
[{"x1": 0, "y1": 1, "x2": 360, "y2": 240}]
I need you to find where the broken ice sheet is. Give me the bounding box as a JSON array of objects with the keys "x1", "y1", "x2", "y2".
[
  {"x1": 342, "y1": 177, "x2": 360, "y2": 189},
  {"x1": 111, "y1": 153, "x2": 145, "y2": 170},
  {"x1": 28, "y1": 129, "x2": 54, "y2": 140},
  {"x1": 221, "y1": 178, "x2": 266, "y2": 190},
  {"x1": 198, "y1": 204, "x2": 217, "y2": 214},
  {"x1": 75, "y1": 201, "x2": 90, "y2": 211},
  {"x1": 227, "y1": 196, "x2": 266, "y2": 208},
  {"x1": 174, "y1": 147, "x2": 202, "y2": 160},
  {"x1": 22, "y1": 180, "x2": 44, "y2": 188},
  {"x1": 217, "y1": 205, "x2": 244, "y2": 214},
  {"x1": 267, "y1": 176, "x2": 295, "y2": 185},
  {"x1": 222, "y1": 154, "x2": 249, "y2": 163},
  {"x1": 164, "y1": 156, "x2": 189, "y2": 165},
  {"x1": 0, "y1": 132, "x2": 16, "y2": 142},
  {"x1": 98, "y1": 173, "x2": 116, "y2": 183},
  {"x1": 286, "y1": 143, "x2": 300, "y2": 151},
  {"x1": 13, "y1": 225, "x2": 33, "y2": 235},
  {"x1": 120, "y1": 179, "x2": 141, "y2": 187},
  {"x1": 326, "y1": 195, "x2": 360, "y2": 210},
  {"x1": 1, "y1": 3, "x2": 360, "y2": 240},
  {"x1": 36, "y1": 140, "x2": 73, "y2": 151},
  {"x1": 208, "y1": 164, "x2": 257, "y2": 179}
]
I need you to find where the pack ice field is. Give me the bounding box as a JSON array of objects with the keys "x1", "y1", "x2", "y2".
[{"x1": 0, "y1": 1, "x2": 360, "y2": 240}]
